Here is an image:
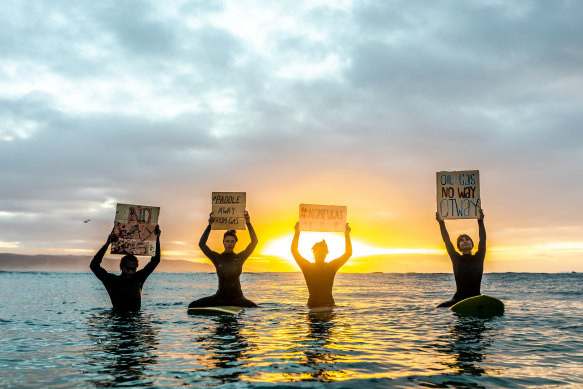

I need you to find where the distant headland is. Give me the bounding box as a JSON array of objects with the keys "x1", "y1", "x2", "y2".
[{"x1": 0, "y1": 253, "x2": 213, "y2": 273}]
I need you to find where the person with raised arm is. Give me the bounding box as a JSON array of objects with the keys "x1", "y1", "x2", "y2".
[
  {"x1": 436, "y1": 209, "x2": 486, "y2": 307},
  {"x1": 291, "y1": 222, "x2": 352, "y2": 308},
  {"x1": 189, "y1": 211, "x2": 258, "y2": 308},
  {"x1": 90, "y1": 225, "x2": 161, "y2": 311}
]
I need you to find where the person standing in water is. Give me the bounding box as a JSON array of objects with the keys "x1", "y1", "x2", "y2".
[
  {"x1": 189, "y1": 211, "x2": 258, "y2": 308},
  {"x1": 90, "y1": 225, "x2": 161, "y2": 311},
  {"x1": 436, "y1": 209, "x2": 486, "y2": 307},
  {"x1": 291, "y1": 222, "x2": 352, "y2": 308}
]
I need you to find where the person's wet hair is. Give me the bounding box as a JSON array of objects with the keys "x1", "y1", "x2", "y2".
[
  {"x1": 456, "y1": 234, "x2": 473, "y2": 250},
  {"x1": 224, "y1": 230, "x2": 238, "y2": 242},
  {"x1": 312, "y1": 240, "x2": 328, "y2": 253},
  {"x1": 120, "y1": 254, "x2": 138, "y2": 268}
]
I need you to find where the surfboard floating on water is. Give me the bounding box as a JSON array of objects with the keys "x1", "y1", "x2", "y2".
[
  {"x1": 187, "y1": 306, "x2": 244, "y2": 315},
  {"x1": 449, "y1": 295, "x2": 504, "y2": 317}
]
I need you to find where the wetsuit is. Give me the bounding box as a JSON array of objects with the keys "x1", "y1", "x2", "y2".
[
  {"x1": 90, "y1": 238, "x2": 160, "y2": 311},
  {"x1": 189, "y1": 224, "x2": 258, "y2": 308},
  {"x1": 291, "y1": 230, "x2": 352, "y2": 308},
  {"x1": 437, "y1": 219, "x2": 486, "y2": 307}
]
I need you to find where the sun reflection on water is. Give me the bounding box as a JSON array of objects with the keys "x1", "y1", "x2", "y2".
[{"x1": 4, "y1": 272, "x2": 579, "y2": 387}]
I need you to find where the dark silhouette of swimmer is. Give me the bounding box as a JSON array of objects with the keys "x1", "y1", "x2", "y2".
[
  {"x1": 291, "y1": 222, "x2": 352, "y2": 308},
  {"x1": 90, "y1": 225, "x2": 161, "y2": 311},
  {"x1": 189, "y1": 211, "x2": 258, "y2": 308},
  {"x1": 436, "y1": 209, "x2": 486, "y2": 307}
]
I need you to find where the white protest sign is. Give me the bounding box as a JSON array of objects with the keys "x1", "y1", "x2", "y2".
[
  {"x1": 299, "y1": 204, "x2": 347, "y2": 232},
  {"x1": 211, "y1": 192, "x2": 246, "y2": 230},
  {"x1": 111, "y1": 203, "x2": 160, "y2": 256},
  {"x1": 436, "y1": 170, "x2": 481, "y2": 219}
]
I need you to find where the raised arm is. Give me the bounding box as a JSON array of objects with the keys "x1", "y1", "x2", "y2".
[
  {"x1": 90, "y1": 230, "x2": 117, "y2": 281},
  {"x1": 199, "y1": 213, "x2": 218, "y2": 260},
  {"x1": 329, "y1": 223, "x2": 353, "y2": 270},
  {"x1": 291, "y1": 222, "x2": 310, "y2": 269},
  {"x1": 139, "y1": 225, "x2": 161, "y2": 280},
  {"x1": 476, "y1": 209, "x2": 486, "y2": 256},
  {"x1": 436, "y1": 212, "x2": 457, "y2": 258},
  {"x1": 239, "y1": 211, "x2": 258, "y2": 261}
]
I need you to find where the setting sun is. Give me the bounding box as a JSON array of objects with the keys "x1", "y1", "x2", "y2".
[{"x1": 261, "y1": 232, "x2": 442, "y2": 264}]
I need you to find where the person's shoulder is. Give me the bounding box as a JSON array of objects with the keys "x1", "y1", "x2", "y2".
[
  {"x1": 474, "y1": 250, "x2": 486, "y2": 259},
  {"x1": 302, "y1": 260, "x2": 315, "y2": 267},
  {"x1": 98, "y1": 271, "x2": 118, "y2": 282}
]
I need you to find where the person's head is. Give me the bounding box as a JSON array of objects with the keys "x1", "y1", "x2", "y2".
[
  {"x1": 120, "y1": 254, "x2": 138, "y2": 277},
  {"x1": 312, "y1": 240, "x2": 329, "y2": 263},
  {"x1": 223, "y1": 230, "x2": 238, "y2": 253},
  {"x1": 456, "y1": 234, "x2": 474, "y2": 254}
]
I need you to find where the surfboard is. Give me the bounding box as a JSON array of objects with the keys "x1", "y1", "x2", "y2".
[
  {"x1": 450, "y1": 295, "x2": 504, "y2": 317},
  {"x1": 187, "y1": 306, "x2": 244, "y2": 316}
]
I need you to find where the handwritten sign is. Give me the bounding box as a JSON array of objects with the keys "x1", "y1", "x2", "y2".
[
  {"x1": 111, "y1": 203, "x2": 160, "y2": 256},
  {"x1": 436, "y1": 170, "x2": 481, "y2": 219},
  {"x1": 299, "y1": 204, "x2": 347, "y2": 232},
  {"x1": 212, "y1": 192, "x2": 246, "y2": 230}
]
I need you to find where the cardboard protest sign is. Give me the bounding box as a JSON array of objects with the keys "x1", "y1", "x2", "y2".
[
  {"x1": 436, "y1": 170, "x2": 481, "y2": 219},
  {"x1": 211, "y1": 192, "x2": 246, "y2": 230},
  {"x1": 299, "y1": 204, "x2": 347, "y2": 232},
  {"x1": 111, "y1": 203, "x2": 160, "y2": 256}
]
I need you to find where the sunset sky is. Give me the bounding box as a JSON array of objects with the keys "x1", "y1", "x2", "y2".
[{"x1": 1, "y1": 1, "x2": 582, "y2": 273}]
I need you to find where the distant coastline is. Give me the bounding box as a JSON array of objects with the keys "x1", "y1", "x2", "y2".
[
  {"x1": 0, "y1": 253, "x2": 213, "y2": 273},
  {"x1": 0, "y1": 254, "x2": 580, "y2": 274}
]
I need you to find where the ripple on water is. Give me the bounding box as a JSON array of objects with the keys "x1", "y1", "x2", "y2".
[{"x1": 1, "y1": 272, "x2": 582, "y2": 387}]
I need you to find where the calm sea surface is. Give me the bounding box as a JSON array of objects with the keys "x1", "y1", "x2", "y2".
[{"x1": 1, "y1": 270, "x2": 582, "y2": 388}]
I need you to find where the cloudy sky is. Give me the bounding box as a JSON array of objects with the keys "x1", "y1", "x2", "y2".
[{"x1": 1, "y1": 0, "x2": 582, "y2": 272}]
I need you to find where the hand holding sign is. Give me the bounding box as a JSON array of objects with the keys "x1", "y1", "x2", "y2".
[{"x1": 107, "y1": 227, "x2": 119, "y2": 245}]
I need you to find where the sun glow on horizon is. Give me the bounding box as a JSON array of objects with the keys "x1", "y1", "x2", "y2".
[
  {"x1": 261, "y1": 233, "x2": 442, "y2": 263},
  {"x1": 490, "y1": 241, "x2": 583, "y2": 257},
  {"x1": 0, "y1": 240, "x2": 20, "y2": 249}
]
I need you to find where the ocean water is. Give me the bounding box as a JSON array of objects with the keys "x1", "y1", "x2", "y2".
[{"x1": 1, "y1": 270, "x2": 582, "y2": 388}]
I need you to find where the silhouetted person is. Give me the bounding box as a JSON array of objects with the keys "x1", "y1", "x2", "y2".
[
  {"x1": 90, "y1": 225, "x2": 161, "y2": 311},
  {"x1": 189, "y1": 211, "x2": 258, "y2": 308},
  {"x1": 291, "y1": 222, "x2": 352, "y2": 308},
  {"x1": 436, "y1": 209, "x2": 486, "y2": 307}
]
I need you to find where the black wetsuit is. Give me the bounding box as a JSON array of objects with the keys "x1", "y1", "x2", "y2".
[
  {"x1": 90, "y1": 240, "x2": 160, "y2": 311},
  {"x1": 437, "y1": 219, "x2": 486, "y2": 307},
  {"x1": 291, "y1": 230, "x2": 352, "y2": 308},
  {"x1": 189, "y1": 224, "x2": 258, "y2": 308},
  {"x1": 299, "y1": 262, "x2": 341, "y2": 308}
]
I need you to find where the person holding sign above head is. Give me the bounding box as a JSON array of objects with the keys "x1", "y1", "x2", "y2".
[
  {"x1": 435, "y1": 209, "x2": 486, "y2": 307},
  {"x1": 189, "y1": 211, "x2": 259, "y2": 308},
  {"x1": 90, "y1": 225, "x2": 161, "y2": 311},
  {"x1": 291, "y1": 222, "x2": 352, "y2": 308}
]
